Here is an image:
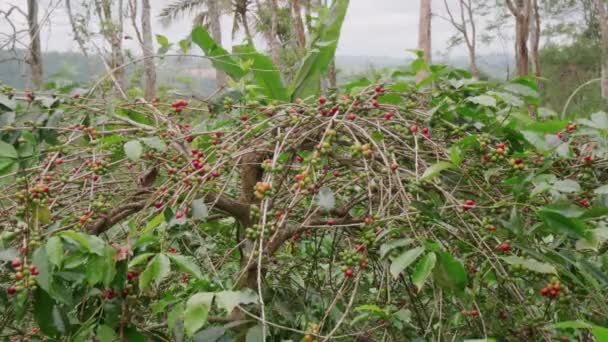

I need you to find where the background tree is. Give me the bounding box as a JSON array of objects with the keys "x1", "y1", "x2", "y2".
[
  {"x1": 442, "y1": 0, "x2": 480, "y2": 78},
  {"x1": 505, "y1": 0, "x2": 532, "y2": 77},
  {"x1": 94, "y1": 0, "x2": 127, "y2": 93},
  {"x1": 417, "y1": 0, "x2": 432, "y2": 82},
  {"x1": 26, "y1": 0, "x2": 43, "y2": 90},
  {"x1": 593, "y1": 0, "x2": 608, "y2": 100}
]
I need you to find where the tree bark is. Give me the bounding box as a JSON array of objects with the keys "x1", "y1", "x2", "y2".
[
  {"x1": 417, "y1": 0, "x2": 432, "y2": 83},
  {"x1": 141, "y1": 0, "x2": 156, "y2": 100},
  {"x1": 506, "y1": 0, "x2": 531, "y2": 77},
  {"x1": 328, "y1": 60, "x2": 337, "y2": 88},
  {"x1": 594, "y1": 0, "x2": 608, "y2": 99},
  {"x1": 530, "y1": 0, "x2": 541, "y2": 87},
  {"x1": 291, "y1": 0, "x2": 307, "y2": 55},
  {"x1": 268, "y1": 0, "x2": 282, "y2": 67},
  {"x1": 27, "y1": 0, "x2": 43, "y2": 90},
  {"x1": 66, "y1": 0, "x2": 89, "y2": 57},
  {"x1": 208, "y1": 0, "x2": 227, "y2": 87}
]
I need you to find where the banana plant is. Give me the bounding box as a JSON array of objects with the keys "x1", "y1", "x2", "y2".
[{"x1": 190, "y1": 0, "x2": 349, "y2": 102}]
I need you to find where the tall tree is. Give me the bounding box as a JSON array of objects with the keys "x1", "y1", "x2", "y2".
[
  {"x1": 290, "y1": 0, "x2": 307, "y2": 55},
  {"x1": 27, "y1": 0, "x2": 43, "y2": 90},
  {"x1": 593, "y1": 0, "x2": 608, "y2": 100},
  {"x1": 505, "y1": 0, "x2": 532, "y2": 77},
  {"x1": 417, "y1": 0, "x2": 432, "y2": 82},
  {"x1": 159, "y1": 0, "x2": 229, "y2": 88},
  {"x1": 141, "y1": 0, "x2": 157, "y2": 100},
  {"x1": 529, "y1": 0, "x2": 541, "y2": 86},
  {"x1": 443, "y1": 0, "x2": 480, "y2": 77},
  {"x1": 94, "y1": 0, "x2": 127, "y2": 93}
]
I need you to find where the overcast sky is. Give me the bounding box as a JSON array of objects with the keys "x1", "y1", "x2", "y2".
[{"x1": 0, "y1": 0, "x2": 511, "y2": 59}]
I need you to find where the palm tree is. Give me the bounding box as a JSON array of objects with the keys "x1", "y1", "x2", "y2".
[{"x1": 160, "y1": 0, "x2": 267, "y2": 86}]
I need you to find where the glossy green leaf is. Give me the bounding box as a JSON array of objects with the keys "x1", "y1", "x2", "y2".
[
  {"x1": 215, "y1": 289, "x2": 258, "y2": 314},
  {"x1": 139, "y1": 253, "x2": 171, "y2": 290},
  {"x1": 184, "y1": 292, "x2": 214, "y2": 336},
  {"x1": 433, "y1": 252, "x2": 467, "y2": 296},
  {"x1": 168, "y1": 254, "x2": 203, "y2": 280},
  {"x1": 502, "y1": 256, "x2": 557, "y2": 274},
  {"x1": 191, "y1": 26, "x2": 246, "y2": 81},
  {"x1": 412, "y1": 252, "x2": 437, "y2": 292},
  {"x1": 124, "y1": 140, "x2": 143, "y2": 162},
  {"x1": 232, "y1": 44, "x2": 287, "y2": 101},
  {"x1": 288, "y1": 0, "x2": 349, "y2": 100},
  {"x1": 537, "y1": 209, "x2": 594, "y2": 242},
  {"x1": 420, "y1": 161, "x2": 454, "y2": 181},
  {"x1": 390, "y1": 246, "x2": 425, "y2": 279},
  {"x1": 46, "y1": 236, "x2": 63, "y2": 268}
]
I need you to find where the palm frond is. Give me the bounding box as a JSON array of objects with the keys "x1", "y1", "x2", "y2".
[{"x1": 158, "y1": 0, "x2": 206, "y2": 27}]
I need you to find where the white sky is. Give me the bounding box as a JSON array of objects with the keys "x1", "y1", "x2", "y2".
[{"x1": 0, "y1": 0, "x2": 511, "y2": 59}]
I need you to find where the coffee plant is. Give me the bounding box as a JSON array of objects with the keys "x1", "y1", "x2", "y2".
[{"x1": 1, "y1": 20, "x2": 608, "y2": 342}]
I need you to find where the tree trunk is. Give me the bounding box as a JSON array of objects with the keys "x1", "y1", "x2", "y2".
[
  {"x1": 27, "y1": 0, "x2": 43, "y2": 90},
  {"x1": 594, "y1": 0, "x2": 608, "y2": 99},
  {"x1": 417, "y1": 0, "x2": 432, "y2": 83},
  {"x1": 507, "y1": 0, "x2": 531, "y2": 77},
  {"x1": 468, "y1": 48, "x2": 480, "y2": 78},
  {"x1": 208, "y1": 0, "x2": 227, "y2": 87},
  {"x1": 530, "y1": 0, "x2": 541, "y2": 87},
  {"x1": 328, "y1": 60, "x2": 337, "y2": 88},
  {"x1": 266, "y1": 0, "x2": 281, "y2": 67},
  {"x1": 141, "y1": 0, "x2": 156, "y2": 100},
  {"x1": 291, "y1": 0, "x2": 307, "y2": 55}
]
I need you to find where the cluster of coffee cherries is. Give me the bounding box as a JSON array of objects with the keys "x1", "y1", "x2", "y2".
[
  {"x1": 303, "y1": 323, "x2": 320, "y2": 342},
  {"x1": 245, "y1": 224, "x2": 266, "y2": 240},
  {"x1": 350, "y1": 142, "x2": 373, "y2": 158},
  {"x1": 509, "y1": 157, "x2": 528, "y2": 172},
  {"x1": 315, "y1": 128, "x2": 337, "y2": 155},
  {"x1": 254, "y1": 182, "x2": 272, "y2": 200},
  {"x1": 6, "y1": 259, "x2": 39, "y2": 295},
  {"x1": 69, "y1": 124, "x2": 98, "y2": 140},
  {"x1": 339, "y1": 249, "x2": 365, "y2": 278},
  {"x1": 14, "y1": 180, "x2": 52, "y2": 215},
  {"x1": 540, "y1": 277, "x2": 562, "y2": 299},
  {"x1": 171, "y1": 99, "x2": 189, "y2": 113},
  {"x1": 84, "y1": 159, "x2": 109, "y2": 181},
  {"x1": 482, "y1": 142, "x2": 510, "y2": 164}
]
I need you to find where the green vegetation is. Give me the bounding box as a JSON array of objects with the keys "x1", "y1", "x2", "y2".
[{"x1": 1, "y1": 0, "x2": 608, "y2": 341}]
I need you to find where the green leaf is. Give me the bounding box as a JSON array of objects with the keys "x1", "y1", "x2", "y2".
[
  {"x1": 33, "y1": 288, "x2": 59, "y2": 337},
  {"x1": 32, "y1": 247, "x2": 51, "y2": 292},
  {"x1": 502, "y1": 256, "x2": 557, "y2": 274},
  {"x1": 412, "y1": 252, "x2": 437, "y2": 292},
  {"x1": 288, "y1": 0, "x2": 349, "y2": 100},
  {"x1": 0, "y1": 140, "x2": 18, "y2": 159},
  {"x1": 141, "y1": 137, "x2": 167, "y2": 151},
  {"x1": 191, "y1": 198, "x2": 208, "y2": 221},
  {"x1": 215, "y1": 289, "x2": 258, "y2": 314},
  {"x1": 379, "y1": 238, "x2": 414, "y2": 259},
  {"x1": 433, "y1": 252, "x2": 467, "y2": 296},
  {"x1": 468, "y1": 95, "x2": 496, "y2": 107},
  {"x1": 420, "y1": 161, "x2": 454, "y2": 181},
  {"x1": 168, "y1": 254, "x2": 203, "y2": 280},
  {"x1": 60, "y1": 231, "x2": 105, "y2": 255},
  {"x1": 184, "y1": 292, "x2": 214, "y2": 336},
  {"x1": 390, "y1": 246, "x2": 425, "y2": 279},
  {"x1": 156, "y1": 34, "x2": 170, "y2": 47},
  {"x1": 590, "y1": 111, "x2": 608, "y2": 129},
  {"x1": 553, "y1": 179, "x2": 580, "y2": 193},
  {"x1": 191, "y1": 26, "x2": 246, "y2": 81},
  {"x1": 96, "y1": 324, "x2": 118, "y2": 342},
  {"x1": 537, "y1": 209, "x2": 594, "y2": 242},
  {"x1": 193, "y1": 327, "x2": 226, "y2": 342},
  {"x1": 245, "y1": 325, "x2": 264, "y2": 342},
  {"x1": 46, "y1": 236, "x2": 63, "y2": 268},
  {"x1": 124, "y1": 140, "x2": 143, "y2": 162},
  {"x1": 232, "y1": 44, "x2": 287, "y2": 101},
  {"x1": 139, "y1": 253, "x2": 171, "y2": 290}
]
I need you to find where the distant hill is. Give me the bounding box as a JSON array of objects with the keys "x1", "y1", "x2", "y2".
[{"x1": 0, "y1": 49, "x2": 514, "y2": 91}]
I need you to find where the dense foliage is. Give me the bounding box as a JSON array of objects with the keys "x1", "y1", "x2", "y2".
[{"x1": 1, "y1": 47, "x2": 608, "y2": 341}]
